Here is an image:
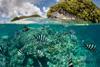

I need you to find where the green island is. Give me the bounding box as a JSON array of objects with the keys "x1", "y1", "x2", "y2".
[
  {"x1": 47, "y1": 0, "x2": 100, "y2": 23},
  {"x1": 11, "y1": 14, "x2": 41, "y2": 21}
]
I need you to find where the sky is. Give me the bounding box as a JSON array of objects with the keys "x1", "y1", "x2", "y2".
[
  {"x1": 0, "y1": 0, "x2": 99, "y2": 19},
  {"x1": 0, "y1": 0, "x2": 57, "y2": 18},
  {"x1": 93, "y1": 0, "x2": 100, "y2": 7}
]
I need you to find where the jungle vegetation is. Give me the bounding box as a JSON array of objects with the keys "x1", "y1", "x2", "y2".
[
  {"x1": 47, "y1": 0, "x2": 100, "y2": 23},
  {"x1": 11, "y1": 14, "x2": 41, "y2": 21}
]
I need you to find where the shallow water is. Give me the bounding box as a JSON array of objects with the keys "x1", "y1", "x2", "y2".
[{"x1": 0, "y1": 24, "x2": 99, "y2": 67}]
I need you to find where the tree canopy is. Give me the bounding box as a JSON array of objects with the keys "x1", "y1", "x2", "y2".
[{"x1": 47, "y1": 0, "x2": 100, "y2": 23}]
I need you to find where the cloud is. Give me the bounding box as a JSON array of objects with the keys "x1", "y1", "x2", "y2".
[
  {"x1": 0, "y1": 0, "x2": 42, "y2": 18},
  {"x1": 56, "y1": 0, "x2": 59, "y2": 2},
  {"x1": 42, "y1": 7, "x2": 50, "y2": 18},
  {"x1": 0, "y1": 0, "x2": 57, "y2": 19},
  {"x1": 12, "y1": 2, "x2": 42, "y2": 17}
]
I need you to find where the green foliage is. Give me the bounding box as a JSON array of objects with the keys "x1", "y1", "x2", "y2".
[
  {"x1": 47, "y1": 0, "x2": 100, "y2": 23},
  {"x1": 11, "y1": 17, "x2": 20, "y2": 21},
  {"x1": 11, "y1": 14, "x2": 41, "y2": 21}
]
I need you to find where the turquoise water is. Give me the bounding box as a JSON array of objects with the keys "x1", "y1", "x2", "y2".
[{"x1": 0, "y1": 24, "x2": 100, "y2": 67}]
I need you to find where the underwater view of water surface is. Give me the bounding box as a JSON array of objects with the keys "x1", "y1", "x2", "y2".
[{"x1": 0, "y1": 23, "x2": 100, "y2": 67}]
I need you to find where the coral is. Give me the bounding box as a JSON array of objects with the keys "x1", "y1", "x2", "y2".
[{"x1": 0, "y1": 25, "x2": 96, "y2": 67}]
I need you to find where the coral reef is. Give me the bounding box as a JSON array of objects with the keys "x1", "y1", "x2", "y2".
[{"x1": 0, "y1": 25, "x2": 96, "y2": 67}]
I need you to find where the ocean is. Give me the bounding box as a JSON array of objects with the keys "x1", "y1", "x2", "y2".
[{"x1": 0, "y1": 23, "x2": 100, "y2": 67}]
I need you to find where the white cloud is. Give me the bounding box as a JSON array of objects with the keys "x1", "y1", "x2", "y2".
[
  {"x1": 56, "y1": 0, "x2": 59, "y2": 2},
  {"x1": 0, "y1": 0, "x2": 58, "y2": 21},
  {"x1": 12, "y1": 2, "x2": 42, "y2": 17},
  {"x1": 42, "y1": 7, "x2": 50, "y2": 18},
  {"x1": 43, "y1": 7, "x2": 49, "y2": 13},
  {"x1": 0, "y1": 0, "x2": 43, "y2": 18}
]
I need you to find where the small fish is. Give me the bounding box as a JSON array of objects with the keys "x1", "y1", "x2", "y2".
[
  {"x1": 67, "y1": 54, "x2": 74, "y2": 67},
  {"x1": 63, "y1": 32, "x2": 69, "y2": 35},
  {"x1": 84, "y1": 43, "x2": 96, "y2": 51},
  {"x1": 22, "y1": 26, "x2": 30, "y2": 32},
  {"x1": 69, "y1": 30, "x2": 76, "y2": 35},
  {"x1": 68, "y1": 58, "x2": 74, "y2": 67},
  {"x1": 34, "y1": 34, "x2": 47, "y2": 43},
  {"x1": 15, "y1": 30, "x2": 21, "y2": 35},
  {"x1": 0, "y1": 46, "x2": 3, "y2": 54}
]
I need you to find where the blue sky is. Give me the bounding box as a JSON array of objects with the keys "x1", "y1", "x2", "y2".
[
  {"x1": 93, "y1": 0, "x2": 100, "y2": 7},
  {"x1": 0, "y1": 0, "x2": 99, "y2": 19}
]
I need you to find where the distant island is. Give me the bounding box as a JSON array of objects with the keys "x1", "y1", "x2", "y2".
[
  {"x1": 11, "y1": 14, "x2": 41, "y2": 21},
  {"x1": 47, "y1": 0, "x2": 100, "y2": 23}
]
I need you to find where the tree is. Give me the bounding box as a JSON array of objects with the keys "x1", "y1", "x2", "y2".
[{"x1": 47, "y1": 0, "x2": 100, "y2": 23}]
